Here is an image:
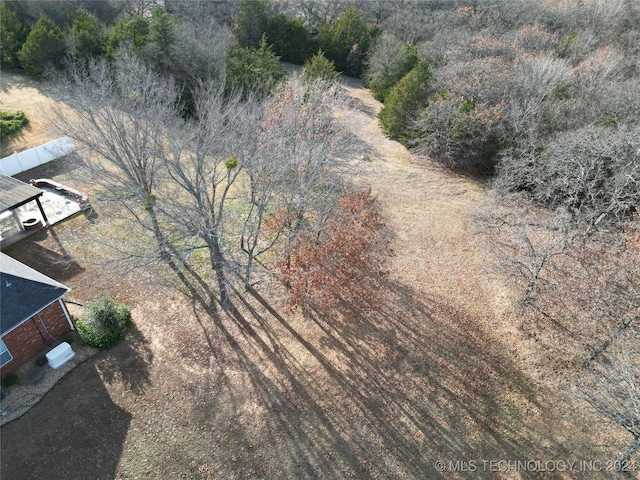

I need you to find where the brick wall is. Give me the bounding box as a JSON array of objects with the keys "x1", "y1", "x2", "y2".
[{"x1": 1, "y1": 300, "x2": 72, "y2": 377}]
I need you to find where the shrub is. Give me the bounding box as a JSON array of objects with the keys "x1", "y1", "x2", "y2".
[
  {"x1": 265, "y1": 13, "x2": 315, "y2": 64},
  {"x1": 0, "y1": 110, "x2": 29, "y2": 139},
  {"x1": 378, "y1": 59, "x2": 432, "y2": 140},
  {"x1": 104, "y1": 16, "x2": 149, "y2": 60},
  {"x1": 494, "y1": 124, "x2": 640, "y2": 228},
  {"x1": 148, "y1": 7, "x2": 175, "y2": 56},
  {"x1": 364, "y1": 33, "x2": 419, "y2": 102},
  {"x1": 317, "y1": 5, "x2": 378, "y2": 77},
  {"x1": 67, "y1": 10, "x2": 104, "y2": 62},
  {"x1": 2, "y1": 373, "x2": 19, "y2": 388},
  {"x1": 0, "y1": 2, "x2": 29, "y2": 69},
  {"x1": 226, "y1": 35, "x2": 287, "y2": 97},
  {"x1": 76, "y1": 295, "x2": 132, "y2": 349},
  {"x1": 417, "y1": 94, "x2": 507, "y2": 175},
  {"x1": 303, "y1": 50, "x2": 339, "y2": 82},
  {"x1": 235, "y1": 0, "x2": 270, "y2": 49}
]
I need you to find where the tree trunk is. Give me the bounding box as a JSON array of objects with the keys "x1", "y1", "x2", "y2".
[{"x1": 208, "y1": 235, "x2": 230, "y2": 309}]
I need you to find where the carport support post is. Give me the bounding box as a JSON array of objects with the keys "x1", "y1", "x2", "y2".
[{"x1": 35, "y1": 198, "x2": 49, "y2": 226}]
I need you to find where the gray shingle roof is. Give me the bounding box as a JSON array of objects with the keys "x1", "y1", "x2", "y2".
[
  {"x1": 0, "y1": 253, "x2": 69, "y2": 336},
  {"x1": 0, "y1": 174, "x2": 43, "y2": 212}
]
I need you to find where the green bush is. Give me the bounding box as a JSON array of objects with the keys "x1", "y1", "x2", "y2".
[
  {"x1": 104, "y1": 16, "x2": 149, "y2": 60},
  {"x1": 226, "y1": 35, "x2": 287, "y2": 97},
  {"x1": 264, "y1": 13, "x2": 315, "y2": 64},
  {"x1": 378, "y1": 59, "x2": 432, "y2": 140},
  {"x1": 317, "y1": 5, "x2": 378, "y2": 77},
  {"x1": 0, "y1": 2, "x2": 29, "y2": 69},
  {"x1": 0, "y1": 110, "x2": 29, "y2": 139},
  {"x1": 76, "y1": 295, "x2": 132, "y2": 349},
  {"x1": 303, "y1": 50, "x2": 339, "y2": 82},
  {"x1": 2, "y1": 373, "x2": 19, "y2": 388},
  {"x1": 365, "y1": 34, "x2": 419, "y2": 103},
  {"x1": 67, "y1": 10, "x2": 104, "y2": 61}
]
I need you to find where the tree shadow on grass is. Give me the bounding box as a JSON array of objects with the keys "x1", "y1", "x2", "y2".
[
  {"x1": 94, "y1": 323, "x2": 153, "y2": 395},
  {"x1": 189, "y1": 279, "x2": 603, "y2": 479},
  {"x1": 0, "y1": 362, "x2": 131, "y2": 480},
  {"x1": 9, "y1": 232, "x2": 85, "y2": 282}
]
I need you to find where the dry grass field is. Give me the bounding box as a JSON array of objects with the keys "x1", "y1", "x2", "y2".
[{"x1": 0, "y1": 72, "x2": 634, "y2": 479}]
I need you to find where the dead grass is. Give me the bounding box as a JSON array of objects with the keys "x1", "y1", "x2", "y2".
[
  {"x1": 0, "y1": 73, "x2": 635, "y2": 479},
  {"x1": 0, "y1": 71, "x2": 77, "y2": 158}
]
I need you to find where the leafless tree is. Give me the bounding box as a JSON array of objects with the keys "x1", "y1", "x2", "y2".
[
  {"x1": 52, "y1": 55, "x2": 177, "y2": 259},
  {"x1": 157, "y1": 76, "x2": 361, "y2": 308},
  {"x1": 495, "y1": 125, "x2": 640, "y2": 230},
  {"x1": 578, "y1": 338, "x2": 640, "y2": 468},
  {"x1": 53, "y1": 59, "x2": 363, "y2": 312},
  {"x1": 51, "y1": 56, "x2": 222, "y2": 304},
  {"x1": 122, "y1": 0, "x2": 159, "y2": 18},
  {"x1": 483, "y1": 199, "x2": 640, "y2": 466}
]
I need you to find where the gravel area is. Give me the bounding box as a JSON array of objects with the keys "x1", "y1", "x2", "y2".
[{"x1": 1, "y1": 339, "x2": 98, "y2": 426}]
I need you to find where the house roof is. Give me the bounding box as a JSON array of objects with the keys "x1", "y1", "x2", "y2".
[
  {"x1": 0, "y1": 174, "x2": 43, "y2": 212},
  {"x1": 0, "y1": 253, "x2": 70, "y2": 336}
]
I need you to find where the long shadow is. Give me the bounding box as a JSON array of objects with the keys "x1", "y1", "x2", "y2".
[
  {"x1": 201, "y1": 279, "x2": 598, "y2": 479},
  {"x1": 9, "y1": 231, "x2": 85, "y2": 282},
  {"x1": 0, "y1": 362, "x2": 131, "y2": 480},
  {"x1": 95, "y1": 323, "x2": 153, "y2": 395}
]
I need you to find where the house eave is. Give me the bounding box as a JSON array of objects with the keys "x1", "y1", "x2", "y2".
[{"x1": 0, "y1": 288, "x2": 70, "y2": 338}]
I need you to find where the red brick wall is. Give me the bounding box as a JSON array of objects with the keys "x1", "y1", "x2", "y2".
[{"x1": 1, "y1": 300, "x2": 72, "y2": 377}]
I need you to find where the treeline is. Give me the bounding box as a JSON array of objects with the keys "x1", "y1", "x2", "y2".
[
  {"x1": 0, "y1": 0, "x2": 377, "y2": 96},
  {"x1": 2, "y1": 0, "x2": 639, "y2": 229}
]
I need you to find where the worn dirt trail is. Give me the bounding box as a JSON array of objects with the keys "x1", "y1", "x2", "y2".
[{"x1": 341, "y1": 76, "x2": 515, "y2": 335}]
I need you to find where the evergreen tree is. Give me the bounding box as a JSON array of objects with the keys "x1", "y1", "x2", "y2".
[
  {"x1": 235, "y1": 0, "x2": 270, "y2": 48},
  {"x1": 104, "y1": 16, "x2": 149, "y2": 60},
  {"x1": 226, "y1": 35, "x2": 287, "y2": 97},
  {"x1": 68, "y1": 10, "x2": 103, "y2": 61},
  {"x1": 149, "y1": 8, "x2": 175, "y2": 56},
  {"x1": 264, "y1": 13, "x2": 314, "y2": 64},
  {"x1": 365, "y1": 34, "x2": 419, "y2": 102},
  {"x1": 304, "y1": 50, "x2": 339, "y2": 82},
  {"x1": 18, "y1": 15, "x2": 64, "y2": 77},
  {"x1": 317, "y1": 5, "x2": 377, "y2": 77},
  {"x1": 0, "y1": 2, "x2": 29, "y2": 69},
  {"x1": 379, "y1": 59, "x2": 432, "y2": 140}
]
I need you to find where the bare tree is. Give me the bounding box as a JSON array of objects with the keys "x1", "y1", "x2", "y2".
[
  {"x1": 157, "y1": 76, "x2": 362, "y2": 308},
  {"x1": 578, "y1": 338, "x2": 640, "y2": 468},
  {"x1": 54, "y1": 60, "x2": 363, "y2": 313},
  {"x1": 154, "y1": 82, "x2": 261, "y2": 308},
  {"x1": 122, "y1": 0, "x2": 160, "y2": 18},
  {"x1": 51, "y1": 56, "x2": 216, "y2": 302}
]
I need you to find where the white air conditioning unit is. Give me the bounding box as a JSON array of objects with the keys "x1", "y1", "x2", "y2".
[{"x1": 46, "y1": 342, "x2": 75, "y2": 369}]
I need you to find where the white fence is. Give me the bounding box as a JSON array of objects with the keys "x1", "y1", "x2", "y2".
[{"x1": 0, "y1": 137, "x2": 74, "y2": 176}]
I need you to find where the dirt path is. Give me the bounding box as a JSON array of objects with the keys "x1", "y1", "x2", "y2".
[
  {"x1": 339, "y1": 78, "x2": 597, "y2": 460},
  {"x1": 341, "y1": 76, "x2": 515, "y2": 336}
]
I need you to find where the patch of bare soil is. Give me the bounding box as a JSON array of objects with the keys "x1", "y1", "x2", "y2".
[{"x1": 1, "y1": 73, "x2": 631, "y2": 479}]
